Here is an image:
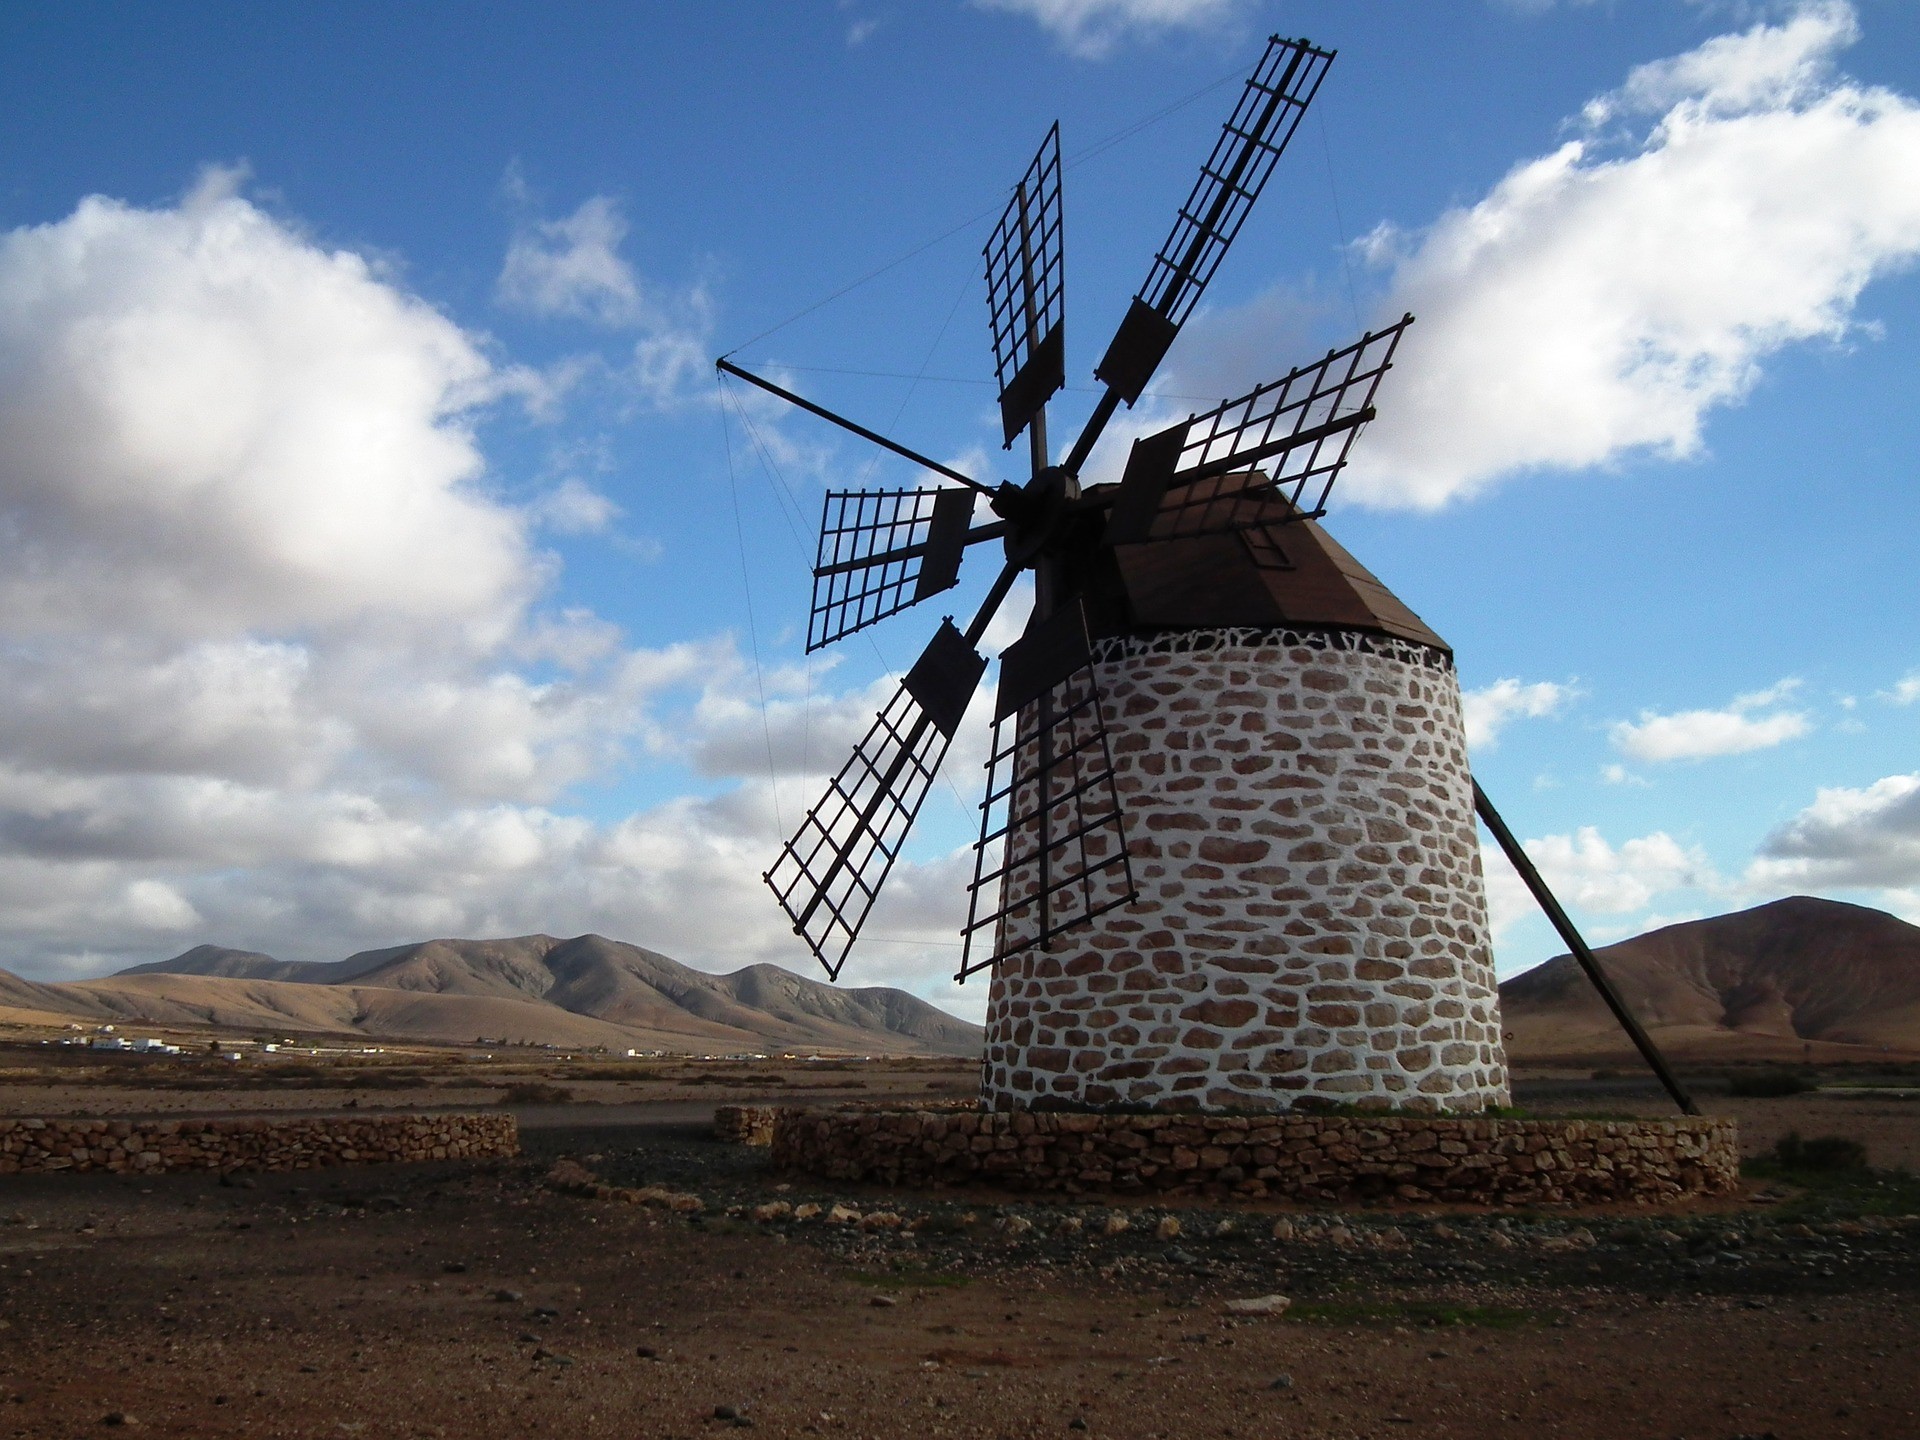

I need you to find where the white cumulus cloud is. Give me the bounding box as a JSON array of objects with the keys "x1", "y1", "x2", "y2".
[
  {"x1": 497, "y1": 194, "x2": 643, "y2": 326},
  {"x1": 973, "y1": 0, "x2": 1251, "y2": 59},
  {"x1": 1609, "y1": 678, "x2": 1811, "y2": 762},
  {"x1": 1506, "y1": 826, "x2": 1715, "y2": 915},
  {"x1": 0, "y1": 172, "x2": 983, "y2": 1007},
  {"x1": 527, "y1": 476, "x2": 622, "y2": 536},
  {"x1": 0, "y1": 171, "x2": 526, "y2": 643},
  {"x1": 1749, "y1": 772, "x2": 1920, "y2": 891},
  {"x1": 1882, "y1": 670, "x2": 1920, "y2": 706},
  {"x1": 1462, "y1": 677, "x2": 1575, "y2": 749},
  {"x1": 497, "y1": 191, "x2": 715, "y2": 408},
  {"x1": 1479, "y1": 821, "x2": 1711, "y2": 963},
  {"x1": 1338, "y1": 1, "x2": 1920, "y2": 507}
]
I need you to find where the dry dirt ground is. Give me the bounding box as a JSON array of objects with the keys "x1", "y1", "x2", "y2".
[
  {"x1": 2, "y1": 1060, "x2": 1918, "y2": 1439},
  {"x1": 0, "y1": 1048, "x2": 979, "y2": 1122}
]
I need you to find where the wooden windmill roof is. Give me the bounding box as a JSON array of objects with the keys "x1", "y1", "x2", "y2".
[{"x1": 1078, "y1": 473, "x2": 1451, "y2": 654}]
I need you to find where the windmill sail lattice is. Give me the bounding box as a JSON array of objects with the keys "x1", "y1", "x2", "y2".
[
  {"x1": 985, "y1": 123, "x2": 1065, "y2": 449},
  {"x1": 765, "y1": 621, "x2": 986, "y2": 979},
  {"x1": 808, "y1": 487, "x2": 974, "y2": 652},
  {"x1": 960, "y1": 603, "x2": 1135, "y2": 979},
  {"x1": 1094, "y1": 37, "x2": 1333, "y2": 406},
  {"x1": 726, "y1": 33, "x2": 1410, "y2": 984},
  {"x1": 1105, "y1": 317, "x2": 1411, "y2": 545}
]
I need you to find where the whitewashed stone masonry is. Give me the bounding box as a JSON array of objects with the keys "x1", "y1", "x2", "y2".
[{"x1": 981, "y1": 627, "x2": 1511, "y2": 1113}]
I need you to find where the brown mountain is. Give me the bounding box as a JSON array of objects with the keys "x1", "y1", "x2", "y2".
[
  {"x1": 118, "y1": 943, "x2": 398, "y2": 985},
  {"x1": 0, "y1": 935, "x2": 982, "y2": 1056},
  {"x1": 1498, "y1": 896, "x2": 1920, "y2": 1062}
]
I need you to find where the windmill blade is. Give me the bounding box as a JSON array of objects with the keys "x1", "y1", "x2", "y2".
[
  {"x1": 1170, "y1": 314, "x2": 1411, "y2": 519},
  {"x1": 1094, "y1": 36, "x2": 1334, "y2": 407},
  {"x1": 959, "y1": 600, "x2": 1136, "y2": 979},
  {"x1": 984, "y1": 122, "x2": 1066, "y2": 450},
  {"x1": 1102, "y1": 316, "x2": 1411, "y2": 545},
  {"x1": 767, "y1": 620, "x2": 988, "y2": 979},
  {"x1": 808, "y1": 486, "x2": 977, "y2": 651}
]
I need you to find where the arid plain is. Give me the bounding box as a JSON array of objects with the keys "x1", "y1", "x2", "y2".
[{"x1": 1, "y1": 1045, "x2": 1918, "y2": 1439}]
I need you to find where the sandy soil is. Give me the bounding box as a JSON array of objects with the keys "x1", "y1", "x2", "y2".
[
  {"x1": 0, "y1": 1050, "x2": 978, "y2": 1122},
  {"x1": 0, "y1": 1137, "x2": 1916, "y2": 1440},
  {"x1": 2, "y1": 1059, "x2": 1918, "y2": 1438}
]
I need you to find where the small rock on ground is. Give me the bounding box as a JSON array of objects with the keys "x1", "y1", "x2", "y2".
[{"x1": 1223, "y1": 1295, "x2": 1291, "y2": 1316}]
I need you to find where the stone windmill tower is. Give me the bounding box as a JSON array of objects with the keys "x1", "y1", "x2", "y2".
[
  {"x1": 721, "y1": 34, "x2": 1510, "y2": 1116},
  {"x1": 975, "y1": 501, "x2": 1507, "y2": 1113}
]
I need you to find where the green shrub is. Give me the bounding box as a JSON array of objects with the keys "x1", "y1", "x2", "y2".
[
  {"x1": 1771, "y1": 1131, "x2": 1867, "y2": 1171},
  {"x1": 499, "y1": 1082, "x2": 573, "y2": 1105},
  {"x1": 1728, "y1": 1070, "x2": 1817, "y2": 1098}
]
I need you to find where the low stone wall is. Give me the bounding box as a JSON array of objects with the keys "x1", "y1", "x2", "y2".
[
  {"x1": 772, "y1": 1108, "x2": 1739, "y2": 1205},
  {"x1": 0, "y1": 1112, "x2": 518, "y2": 1176},
  {"x1": 713, "y1": 1105, "x2": 779, "y2": 1146}
]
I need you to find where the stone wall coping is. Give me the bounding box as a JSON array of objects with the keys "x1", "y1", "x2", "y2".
[
  {"x1": 771, "y1": 1113, "x2": 1735, "y2": 1136},
  {"x1": 0, "y1": 1111, "x2": 517, "y2": 1176},
  {"x1": 771, "y1": 1105, "x2": 1740, "y2": 1205}
]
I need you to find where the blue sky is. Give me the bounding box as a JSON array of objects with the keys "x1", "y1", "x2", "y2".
[{"x1": 0, "y1": 0, "x2": 1916, "y2": 1020}]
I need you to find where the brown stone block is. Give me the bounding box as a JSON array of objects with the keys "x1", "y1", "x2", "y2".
[
  {"x1": 1302, "y1": 937, "x2": 1355, "y2": 957},
  {"x1": 1307, "y1": 1004, "x2": 1361, "y2": 1027},
  {"x1": 1213, "y1": 955, "x2": 1278, "y2": 974},
  {"x1": 1199, "y1": 836, "x2": 1270, "y2": 864},
  {"x1": 1179, "y1": 997, "x2": 1258, "y2": 1028}
]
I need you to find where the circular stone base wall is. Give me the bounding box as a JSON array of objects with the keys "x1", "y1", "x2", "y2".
[
  {"x1": 983, "y1": 628, "x2": 1509, "y2": 1115},
  {"x1": 0, "y1": 1112, "x2": 517, "y2": 1175},
  {"x1": 772, "y1": 1108, "x2": 1739, "y2": 1205}
]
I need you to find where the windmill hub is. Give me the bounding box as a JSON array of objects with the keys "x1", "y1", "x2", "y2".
[
  {"x1": 742, "y1": 33, "x2": 1516, "y2": 1119},
  {"x1": 993, "y1": 465, "x2": 1080, "y2": 559}
]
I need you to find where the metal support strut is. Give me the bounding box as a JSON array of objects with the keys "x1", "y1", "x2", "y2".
[{"x1": 1473, "y1": 780, "x2": 1700, "y2": 1117}]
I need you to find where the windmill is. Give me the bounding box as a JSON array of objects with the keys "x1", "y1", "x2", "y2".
[{"x1": 719, "y1": 34, "x2": 1695, "y2": 1116}]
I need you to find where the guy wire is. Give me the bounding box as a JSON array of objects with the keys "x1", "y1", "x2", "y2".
[
  {"x1": 718, "y1": 58, "x2": 1251, "y2": 360},
  {"x1": 720, "y1": 376, "x2": 816, "y2": 781},
  {"x1": 1318, "y1": 109, "x2": 1364, "y2": 333},
  {"x1": 717, "y1": 372, "x2": 784, "y2": 840}
]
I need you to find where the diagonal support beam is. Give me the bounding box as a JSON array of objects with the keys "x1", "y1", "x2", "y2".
[
  {"x1": 1473, "y1": 780, "x2": 1700, "y2": 1116},
  {"x1": 717, "y1": 358, "x2": 996, "y2": 496}
]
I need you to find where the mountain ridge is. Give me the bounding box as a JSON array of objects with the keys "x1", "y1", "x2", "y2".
[
  {"x1": 1498, "y1": 895, "x2": 1920, "y2": 1061},
  {"x1": 0, "y1": 933, "x2": 981, "y2": 1056}
]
